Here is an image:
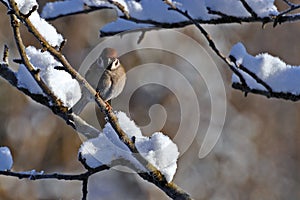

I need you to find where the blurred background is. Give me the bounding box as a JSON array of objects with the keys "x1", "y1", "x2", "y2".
[{"x1": 0, "y1": 0, "x2": 300, "y2": 199}]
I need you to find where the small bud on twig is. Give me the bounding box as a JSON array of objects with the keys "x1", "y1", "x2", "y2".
[{"x1": 2, "y1": 45, "x2": 9, "y2": 63}]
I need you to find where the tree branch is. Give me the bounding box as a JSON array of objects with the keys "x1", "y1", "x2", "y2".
[
  {"x1": 0, "y1": 62, "x2": 100, "y2": 138},
  {"x1": 163, "y1": 0, "x2": 300, "y2": 102},
  {"x1": 107, "y1": 0, "x2": 130, "y2": 19},
  {"x1": 229, "y1": 56, "x2": 273, "y2": 94},
  {"x1": 42, "y1": 1, "x2": 300, "y2": 37},
  {"x1": 164, "y1": 0, "x2": 247, "y2": 88},
  {"x1": 2, "y1": 1, "x2": 193, "y2": 199},
  {"x1": 232, "y1": 82, "x2": 300, "y2": 101},
  {"x1": 9, "y1": 12, "x2": 66, "y2": 113},
  {"x1": 274, "y1": 2, "x2": 300, "y2": 27}
]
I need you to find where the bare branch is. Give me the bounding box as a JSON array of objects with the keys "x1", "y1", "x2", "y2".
[
  {"x1": 232, "y1": 82, "x2": 300, "y2": 101},
  {"x1": 282, "y1": 0, "x2": 296, "y2": 7},
  {"x1": 0, "y1": 170, "x2": 87, "y2": 181},
  {"x1": 82, "y1": 178, "x2": 88, "y2": 200}
]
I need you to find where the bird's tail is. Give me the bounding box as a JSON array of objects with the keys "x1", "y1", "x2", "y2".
[{"x1": 71, "y1": 88, "x2": 92, "y2": 114}]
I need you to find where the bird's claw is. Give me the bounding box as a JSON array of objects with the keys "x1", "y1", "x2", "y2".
[{"x1": 105, "y1": 101, "x2": 112, "y2": 111}]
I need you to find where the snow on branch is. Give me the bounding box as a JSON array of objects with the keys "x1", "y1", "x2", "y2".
[
  {"x1": 80, "y1": 112, "x2": 179, "y2": 183},
  {"x1": 230, "y1": 43, "x2": 300, "y2": 101},
  {"x1": 0, "y1": 147, "x2": 13, "y2": 171},
  {"x1": 0, "y1": 47, "x2": 99, "y2": 138},
  {"x1": 5, "y1": 0, "x2": 64, "y2": 47},
  {"x1": 162, "y1": 1, "x2": 300, "y2": 102},
  {"x1": 17, "y1": 46, "x2": 81, "y2": 108},
  {"x1": 39, "y1": 0, "x2": 300, "y2": 36}
]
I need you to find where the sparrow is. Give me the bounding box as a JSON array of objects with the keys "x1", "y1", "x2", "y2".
[{"x1": 72, "y1": 48, "x2": 126, "y2": 114}]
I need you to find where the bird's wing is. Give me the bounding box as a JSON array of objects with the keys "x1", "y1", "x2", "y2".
[
  {"x1": 71, "y1": 88, "x2": 92, "y2": 114},
  {"x1": 97, "y1": 70, "x2": 112, "y2": 101},
  {"x1": 85, "y1": 63, "x2": 105, "y2": 89}
]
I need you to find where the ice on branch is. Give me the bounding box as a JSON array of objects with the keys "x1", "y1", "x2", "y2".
[
  {"x1": 206, "y1": 0, "x2": 278, "y2": 17},
  {"x1": 16, "y1": 46, "x2": 81, "y2": 107},
  {"x1": 79, "y1": 111, "x2": 179, "y2": 182},
  {"x1": 0, "y1": 147, "x2": 13, "y2": 171},
  {"x1": 230, "y1": 43, "x2": 300, "y2": 94}
]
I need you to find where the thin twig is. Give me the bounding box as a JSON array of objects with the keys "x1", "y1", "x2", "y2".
[
  {"x1": 107, "y1": 0, "x2": 130, "y2": 19},
  {"x1": 207, "y1": 7, "x2": 242, "y2": 21},
  {"x1": 282, "y1": 0, "x2": 296, "y2": 7},
  {"x1": 82, "y1": 178, "x2": 88, "y2": 200},
  {"x1": 2, "y1": 45, "x2": 9, "y2": 63},
  {"x1": 229, "y1": 55, "x2": 273, "y2": 93},
  {"x1": 274, "y1": 2, "x2": 300, "y2": 27},
  {"x1": 237, "y1": 63, "x2": 273, "y2": 94},
  {"x1": 0, "y1": 170, "x2": 87, "y2": 181},
  {"x1": 239, "y1": 0, "x2": 258, "y2": 18},
  {"x1": 232, "y1": 82, "x2": 300, "y2": 101}
]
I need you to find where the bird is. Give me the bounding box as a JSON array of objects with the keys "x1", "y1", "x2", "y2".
[{"x1": 72, "y1": 48, "x2": 126, "y2": 114}]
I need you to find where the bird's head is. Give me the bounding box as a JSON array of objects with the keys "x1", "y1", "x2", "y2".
[{"x1": 98, "y1": 48, "x2": 120, "y2": 70}]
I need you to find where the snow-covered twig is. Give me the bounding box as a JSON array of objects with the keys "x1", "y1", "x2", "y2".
[
  {"x1": 107, "y1": 0, "x2": 130, "y2": 18},
  {"x1": 9, "y1": 12, "x2": 65, "y2": 111},
  {"x1": 45, "y1": 5, "x2": 113, "y2": 21},
  {"x1": 229, "y1": 56, "x2": 273, "y2": 94},
  {"x1": 42, "y1": 0, "x2": 300, "y2": 37},
  {"x1": 229, "y1": 43, "x2": 300, "y2": 101},
  {"x1": 0, "y1": 49, "x2": 99, "y2": 139},
  {"x1": 164, "y1": 0, "x2": 247, "y2": 87},
  {"x1": 164, "y1": 1, "x2": 300, "y2": 101}
]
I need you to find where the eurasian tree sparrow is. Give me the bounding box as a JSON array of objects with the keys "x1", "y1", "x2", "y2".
[{"x1": 72, "y1": 48, "x2": 126, "y2": 114}]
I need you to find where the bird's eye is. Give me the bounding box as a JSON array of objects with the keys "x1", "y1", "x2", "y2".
[{"x1": 110, "y1": 59, "x2": 120, "y2": 70}]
